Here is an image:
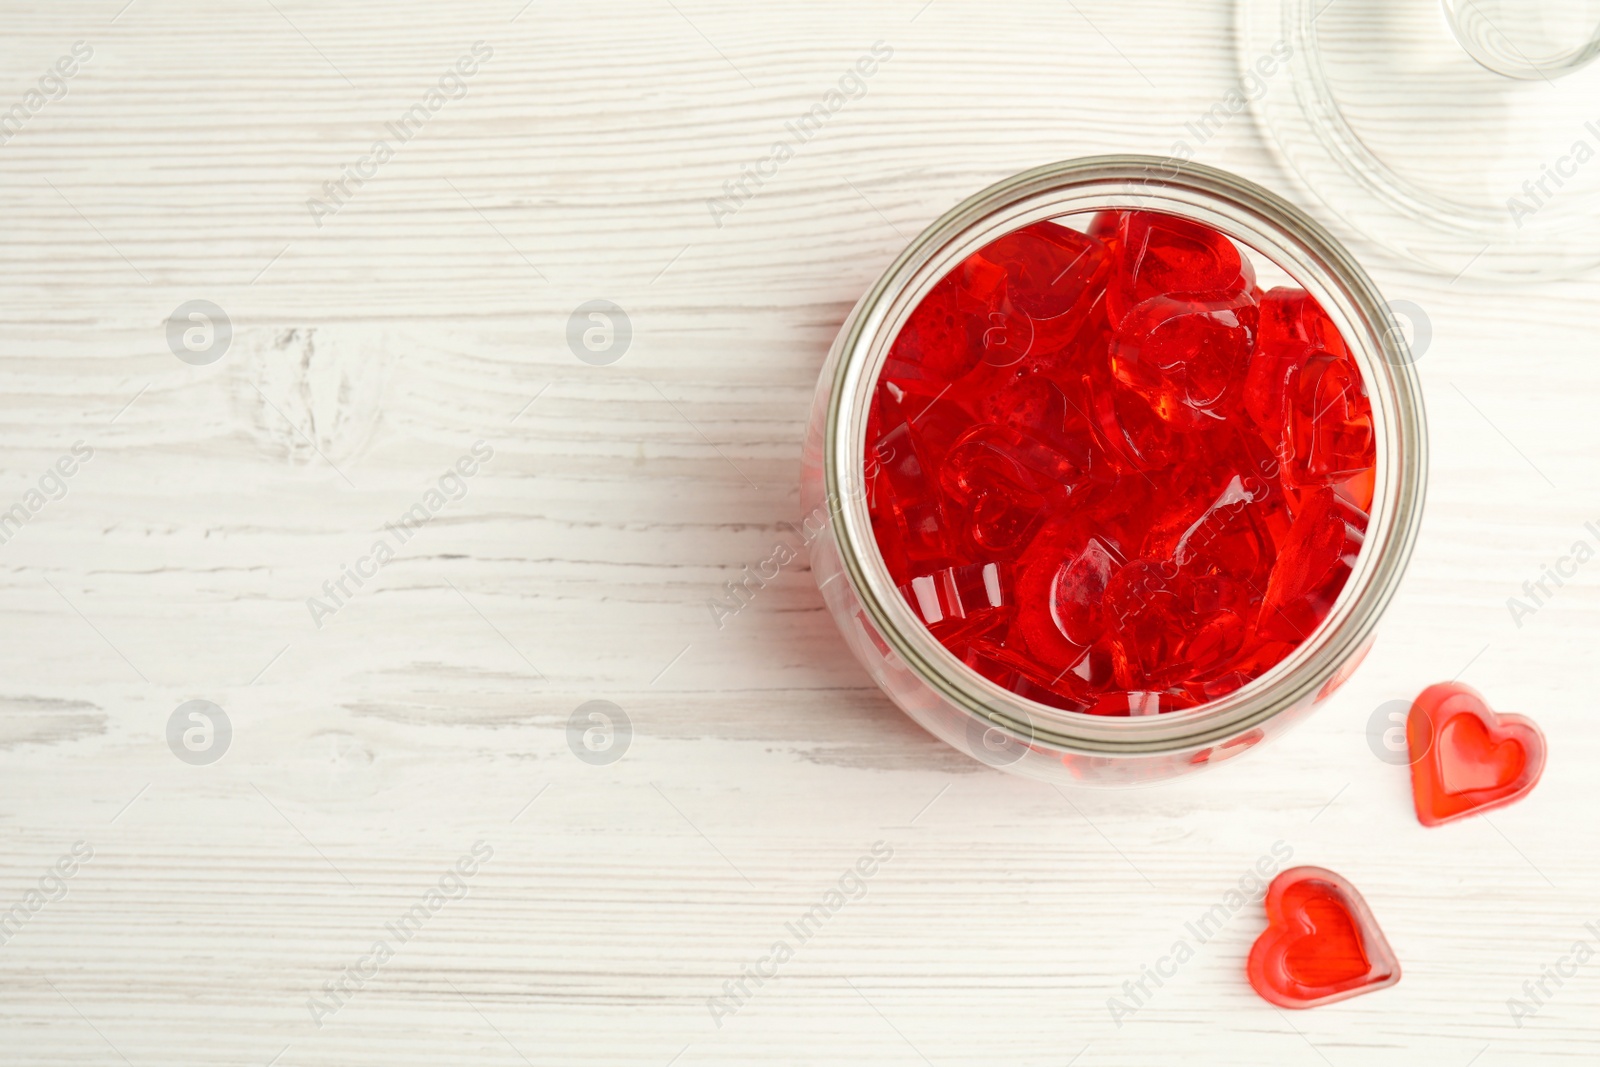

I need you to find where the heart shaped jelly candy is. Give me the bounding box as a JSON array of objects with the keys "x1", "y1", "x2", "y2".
[
  {"x1": 1280, "y1": 352, "x2": 1375, "y2": 487},
  {"x1": 880, "y1": 255, "x2": 1008, "y2": 396},
  {"x1": 1257, "y1": 487, "x2": 1366, "y2": 643},
  {"x1": 1102, "y1": 559, "x2": 1252, "y2": 690},
  {"x1": 871, "y1": 419, "x2": 954, "y2": 569},
  {"x1": 1091, "y1": 209, "x2": 1256, "y2": 328},
  {"x1": 1407, "y1": 682, "x2": 1547, "y2": 827},
  {"x1": 1243, "y1": 335, "x2": 1311, "y2": 442},
  {"x1": 1012, "y1": 523, "x2": 1124, "y2": 675},
  {"x1": 975, "y1": 220, "x2": 1109, "y2": 355},
  {"x1": 1088, "y1": 366, "x2": 1185, "y2": 473},
  {"x1": 1248, "y1": 286, "x2": 1350, "y2": 454},
  {"x1": 1109, "y1": 291, "x2": 1259, "y2": 429},
  {"x1": 1258, "y1": 285, "x2": 1349, "y2": 359},
  {"x1": 1247, "y1": 866, "x2": 1400, "y2": 1009}
]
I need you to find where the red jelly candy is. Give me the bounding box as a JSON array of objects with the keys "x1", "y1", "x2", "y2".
[
  {"x1": 863, "y1": 210, "x2": 1375, "y2": 715},
  {"x1": 901, "y1": 561, "x2": 1008, "y2": 627},
  {"x1": 873, "y1": 420, "x2": 954, "y2": 569},
  {"x1": 941, "y1": 423, "x2": 1091, "y2": 510},
  {"x1": 1088, "y1": 369, "x2": 1185, "y2": 473},
  {"x1": 1336, "y1": 465, "x2": 1377, "y2": 512},
  {"x1": 1258, "y1": 488, "x2": 1366, "y2": 643},
  {"x1": 962, "y1": 634, "x2": 1094, "y2": 712},
  {"x1": 1102, "y1": 560, "x2": 1249, "y2": 690},
  {"x1": 1407, "y1": 683, "x2": 1547, "y2": 826},
  {"x1": 881, "y1": 255, "x2": 1008, "y2": 395},
  {"x1": 965, "y1": 481, "x2": 1047, "y2": 555},
  {"x1": 867, "y1": 384, "x2": 986, "y2": 582},
  {"x1": 1109, "y1": 291, "x2": 1259, "y2": 428},
  {"x1": 962, "y1": 373, "x2": 1096, "y2": 462},
  {"x1": 1013, "y1": 523, "x2": 1125, "y2": 675},
  {"x1": 1281, "y1": 352, "x2": 1375, "y2": 487},
  {"x1": 1243, "y1": 339, "x2": 1312, "y2": 442},
  {"x1": 1248, "y1": 866, "x2": 1401, "y2": 1009},
  {"x1": 1246, "y1": 287, "x2": 1352, "y2": 444},
  {"x1": 1160, "y1": 471, "x2": 1283, "y2": 589},
  {"x1": 1180, "y1": 640, "x2": 1299, "y2": 702},
  {"x1": 1258, "y1": 286, "x2": 1349, "y2": 359},
  {"x1": 1092, "y1": 209, "x2": 1256, "y2": 328},
  {"x1": 976, "y1": 221, "x2": 1109, "y2": 355}
]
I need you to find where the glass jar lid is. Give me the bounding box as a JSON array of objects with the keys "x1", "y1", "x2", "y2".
[{"x1": 1240, "y1": 0, "x2": 1600, "y2": 280}]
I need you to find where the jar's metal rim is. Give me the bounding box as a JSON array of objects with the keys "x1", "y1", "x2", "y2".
[{"x1": 823, "y1": 155, "x2": 1428, "y2": 755}]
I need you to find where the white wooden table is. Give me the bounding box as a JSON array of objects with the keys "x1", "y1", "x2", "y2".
[{"x1": 2, "y1": 2, "x2": 1597, "y2": 1063}]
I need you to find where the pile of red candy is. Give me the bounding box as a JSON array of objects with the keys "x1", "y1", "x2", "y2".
[{"x1": 865, "y1": 210, "x2": 1376, "y2": 715}]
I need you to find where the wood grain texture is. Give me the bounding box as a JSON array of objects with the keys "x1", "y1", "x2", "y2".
[{"x1": 0, "y1": 1, "x2": 1597, "y2": 1064}]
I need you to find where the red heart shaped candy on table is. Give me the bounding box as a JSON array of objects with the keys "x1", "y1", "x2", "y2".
[
  {"x1": 1248, "y1": 866, "x2": 1400, "y2": 1009},
  {"x1": 1407, "y1": 683, "x2": 1547, "y2": 827}
]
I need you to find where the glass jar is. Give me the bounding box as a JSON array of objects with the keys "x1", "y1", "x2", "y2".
[{"x1": 800, "y1": 156, "x2": 1428, "y2": 785}]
